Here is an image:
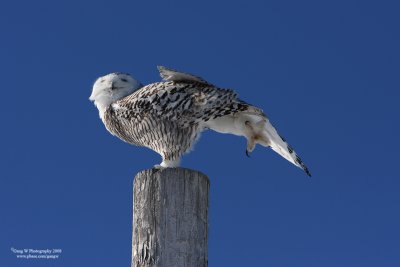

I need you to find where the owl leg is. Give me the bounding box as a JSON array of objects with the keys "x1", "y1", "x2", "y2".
[
  {"x1": 246, "y1": 138, "x2": 256, "y2": 157},
  {"x1": 245, "y1": 121, "x2": 256, "y2": 157}
]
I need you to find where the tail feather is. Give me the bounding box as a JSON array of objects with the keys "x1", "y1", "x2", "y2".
[{"x1": 260, "y1": 120, "x2": 311, "y2": 177}]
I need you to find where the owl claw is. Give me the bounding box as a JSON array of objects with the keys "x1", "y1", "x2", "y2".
[
  {"x1": 153, "y1": 164, "x2": 164, "y2": 171},
  {"x1": 246, "y1": 150, "x2": 251, "y2": 158}
]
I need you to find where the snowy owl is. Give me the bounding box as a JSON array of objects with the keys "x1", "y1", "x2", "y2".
[{"x1": 89, "y1": 66, "x2": 311, "y2": 176}]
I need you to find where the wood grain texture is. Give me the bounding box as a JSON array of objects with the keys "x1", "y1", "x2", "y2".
[{"x1": 132, "y1": 168, "x2": 209, "y2": 267}]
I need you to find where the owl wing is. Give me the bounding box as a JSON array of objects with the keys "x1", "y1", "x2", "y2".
[
  {"x1": 157, "y1": 66, "x2": 215, "y2": 86},
  {"x1": 112, "y1": 80, "x2": 260, "y2": 127}
]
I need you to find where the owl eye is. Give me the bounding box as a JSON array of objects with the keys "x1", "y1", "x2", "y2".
[{"x1": 121, "y1": 78, "x2": 128, "y2": 82}]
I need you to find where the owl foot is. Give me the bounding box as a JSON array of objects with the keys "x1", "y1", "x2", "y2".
[
  {"x1": 153, "y1": 164, "x2": 164, "y2": 169},
  {"x1": 158, "y1": 159, "x2": 180, "y2": 168},
  {"x1": 246, "y1": 136, "x2": 256, "y2": 158}
]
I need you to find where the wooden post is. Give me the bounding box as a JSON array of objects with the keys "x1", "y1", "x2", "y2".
[{"x1": 131, "y1": 168, "x2": 209, "y2": 267}]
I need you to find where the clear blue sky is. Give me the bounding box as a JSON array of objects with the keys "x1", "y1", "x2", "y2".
[{"x1": 1, "y1": 0, "x2": 399, "y2": 266}]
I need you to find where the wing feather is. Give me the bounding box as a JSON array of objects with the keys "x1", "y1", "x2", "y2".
[
  {"x1": 157, "y1": 66, "x2": 214, "y2": 86},
  {"x1": 112, "y1": 81, "x2": 246, "y2": 127},
  {"x1": 263, "y1": 120, "x2": 312, "y2": 177}
]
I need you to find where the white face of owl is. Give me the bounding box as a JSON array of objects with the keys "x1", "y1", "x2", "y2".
[{"x1": 89, "y1": 72, "x2": 142, "y2": 114}]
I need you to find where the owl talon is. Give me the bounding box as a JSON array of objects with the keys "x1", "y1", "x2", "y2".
[
  {"x1": 153, "y1": 164, "x2": 164, "y2": 170},
  {"x1": 246, "y1": 150, "x2": 251, "y2": 157}
]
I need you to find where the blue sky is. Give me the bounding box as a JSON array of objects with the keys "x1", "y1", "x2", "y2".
[{"x1": 1, "y1": 0, "x2": 399, "y2": 266}]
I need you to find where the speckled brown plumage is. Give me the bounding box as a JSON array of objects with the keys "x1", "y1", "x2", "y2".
[{"x1": 102, "y1": 80, "x2": 253, "y2": 161}]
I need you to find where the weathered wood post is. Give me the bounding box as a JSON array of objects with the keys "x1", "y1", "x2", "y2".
[{"x1": 131, "y1": 168, "x2": 209, "y2": 267}]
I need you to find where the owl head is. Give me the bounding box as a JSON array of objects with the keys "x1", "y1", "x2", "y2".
[{"x1": 90, "y1": 72, "x2": 142, "y2": 116}]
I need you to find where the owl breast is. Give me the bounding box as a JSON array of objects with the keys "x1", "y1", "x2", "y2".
[{"x1": 103, "y1": 107, "x2": 200, "y2": 161}]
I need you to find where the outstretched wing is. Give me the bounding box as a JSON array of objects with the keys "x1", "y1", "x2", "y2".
[{"x1": 157, "y1": 66, "x2": 215, "y2": 86}]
